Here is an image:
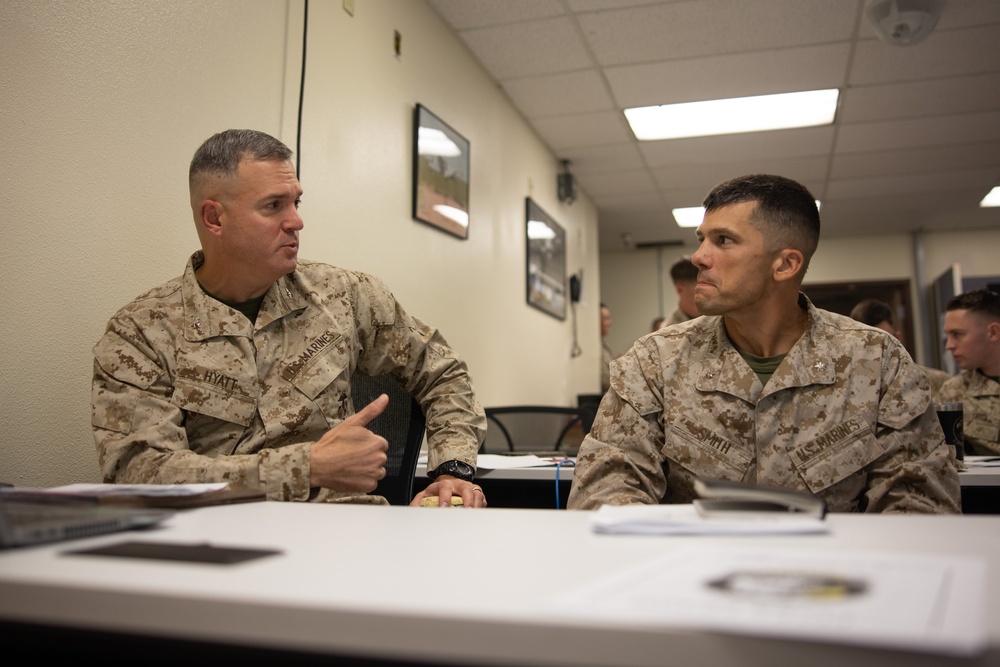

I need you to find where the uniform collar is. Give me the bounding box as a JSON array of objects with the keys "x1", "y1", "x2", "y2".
[
  {"x1": 180, "y1": 251, "x2": 309, "y2": 341},
  {"x1": 968, "y1": 369, "x2": 1000, "y2": 396},
  {"x1": 696, "y1": 293, "x2": 836, "y2": 402}
]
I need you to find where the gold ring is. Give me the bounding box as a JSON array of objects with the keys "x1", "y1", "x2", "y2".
[{"x1": 472, "y1": 486, "x2": 483, "y2": 493}]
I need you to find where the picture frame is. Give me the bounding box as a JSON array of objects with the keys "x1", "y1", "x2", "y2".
[
  {"x1": 412, "y1": 104, "x2": 470, "y2": 239},
  {"x1": 525, "y1": 197, "x2": 567, "y2": 320}
]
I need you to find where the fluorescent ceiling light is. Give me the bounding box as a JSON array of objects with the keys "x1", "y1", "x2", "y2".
[
  {"x1": 626, "y1": 89, "x2": 840, "y2": 141},
  {"x1": 980, "y1": 187, "x2": 1000, "y2": 207},
  {"x1": 672, "y1": 201, "x2": 822, "y2": 228},
  {"x1": 672, "y1": 206, "x2": 704, "y2": 228}
]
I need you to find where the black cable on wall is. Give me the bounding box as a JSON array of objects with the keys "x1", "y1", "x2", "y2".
[{"x1": 296, "y1": 0, "x2": 309, "y2": 176}]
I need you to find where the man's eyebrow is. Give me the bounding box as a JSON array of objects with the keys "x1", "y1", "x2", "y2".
[
  {"x1": 704, "y1": 225, "x2": 740, "y2": 239},
  {"x1": 256, "y1": 190, "x2": 302, "y2": 204}
]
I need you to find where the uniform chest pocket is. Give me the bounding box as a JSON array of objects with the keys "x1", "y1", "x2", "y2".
[
  {"x1": 665, "y1": 418, "x2": 753, "y2": 480},
  {"x1": 789, "y1": 421, "x2": 883, "y2": 494},
  {"x1": 282, "y1": 338, "x2": 349, "y2": 401},
  {"x1": 171, "y1": 377, "x2": 256, "y2": 427},
  {"x1": 965, "y1": 411, "x2": 1000, "y2": 443}
]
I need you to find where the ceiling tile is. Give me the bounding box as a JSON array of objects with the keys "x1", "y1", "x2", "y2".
[
  {"x1": 577, "y1": 0, "x2": 860, "y2": 66},
  {"x1": 849, "y1": 24, "x2": 1000, "y2": 86},
  {"x1": 531, "y1": 111, "x2": 633, "y2": 150},
  {"x1": 502, "y1": 69, "x2": 615, "y2": 118},
  {"x1": 835, "y1": 111, "x2": 1000, "y2": 153},
  {"x1": 640, "y1": 126, "x2": 836, "y2": 167},
  {"x1": 457, "y1": 17, "x2": 593, "y2": 79},
  {"x1": 831, "y1": 141, "x2": 1000, "y2": 179},
  {"x1": 840, "y1": 72, "x2": 1000, "y2": 123},
  {"x1": 606, "y1": 43, "x2": 852, "y2": 108}
]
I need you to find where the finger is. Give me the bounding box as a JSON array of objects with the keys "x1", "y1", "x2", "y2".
[
  {"x1": 466, "y1": 484, "x2": 486, "y2": 508},
  {"x1": 347, "y1": 393, "x2": 389, "y2": 427}
]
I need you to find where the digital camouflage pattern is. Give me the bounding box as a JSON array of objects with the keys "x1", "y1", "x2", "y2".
[
  {"x1": 939, "y1": 370, "x2": 1000, "y2": 456},
  {"x1": 568, "y1": 297, "x2": 961, "y2": 513},
  {"x1": 92, "y1": 252, "x2": 485, "y2": 502}
]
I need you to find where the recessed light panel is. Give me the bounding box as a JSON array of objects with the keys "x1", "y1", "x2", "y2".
[{"x1": 626, "y1": 89, "x2": 840, "y2": 141}]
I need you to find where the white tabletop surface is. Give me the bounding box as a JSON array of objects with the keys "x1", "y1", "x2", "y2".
[{"x1": 1, "y1": 502, "x2": 998, "y2": 666}]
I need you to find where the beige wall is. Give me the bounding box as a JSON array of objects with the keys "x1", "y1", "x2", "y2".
[
  {"x1": 601, "y1": 229, "x2": 1000, "y2": 363},
  {"x1": 0, "y1": 0, "x2": 601, "y2": 487}
]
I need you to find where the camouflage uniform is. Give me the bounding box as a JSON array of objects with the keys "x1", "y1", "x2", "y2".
[
  {"x1": 921, "y1": 365, "x2": 951, "y2": 402},
  {"x1": 568, "y1": 296, "x2": 961, "y2": 513},
  {"x1": 92, "y1": 252, "x2": 485, "y2": 503},
  {"x1": 939, "y1": 370, "x2": 1000, "y2": 456}
]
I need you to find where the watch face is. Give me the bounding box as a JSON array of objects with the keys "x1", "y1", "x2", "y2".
[{"x1": 435, "y1": 460, "x2": 474, "y2": 480}]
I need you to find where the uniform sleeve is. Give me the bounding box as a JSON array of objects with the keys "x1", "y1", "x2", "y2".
[
  {"x1": 567, "y1": 343, "x2": 667, "y2": 510},
  {"x1": 350, "y1": 274, "x2": 485, "y2": 472},
  {"x1": 861, "y1": 346, "x2": 961, "y2": 514},
  {"x1": 92, "y1": 323, "x2": 311, "y2": 501}
]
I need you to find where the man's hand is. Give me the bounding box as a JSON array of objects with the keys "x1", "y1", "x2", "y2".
[
  {"x1": 411, "y1": 475, "x2": 487, "y2": 508},
  {"x1": 309, "y1": 394, "x2": 389, "y2": 491}
]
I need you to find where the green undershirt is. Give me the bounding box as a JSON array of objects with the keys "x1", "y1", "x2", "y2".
[
  {"x1": 737, "y1": 348, "x2": 787, "y2": 387},
  {"x1": 199, "y1": 284, "x2": 266, "y2": 323}
]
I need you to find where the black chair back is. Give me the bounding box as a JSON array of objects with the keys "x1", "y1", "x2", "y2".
[
  {"x1": 482, "y1": 406, "x2": 587, "y2": 454},
  {"x1": 350, "y1": 374, "x2": 425, "y2": 506}
]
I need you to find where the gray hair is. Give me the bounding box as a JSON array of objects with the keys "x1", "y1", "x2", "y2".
[{"x1": 189, "y1": 129, "x2": 293, "y2": 189}]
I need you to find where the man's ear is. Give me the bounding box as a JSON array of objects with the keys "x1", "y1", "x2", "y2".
[
  {"x1": 198, "y1": 199, "x2": 224, "y2": 238},
  {"x1": 772, "y1": 248, "x2": 805, "y2": 284},
  {"x1": 987, "y1": 320, "x2": 1000, "y2": 343}
]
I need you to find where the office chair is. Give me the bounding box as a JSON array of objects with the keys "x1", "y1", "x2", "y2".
[
  {"x1": 350, "y1": 373, "x2": 426, "y2": 506},
  {"x1": 481, "y1": 406, "x2": 587, "y2": 454}
]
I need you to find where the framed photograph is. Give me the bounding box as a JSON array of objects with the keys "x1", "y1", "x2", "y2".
[
  {"x1": 525, "y1": 198, "x2": 567, "y2": 320},
  {"x1": 412, "y1": 104, "x2": 470, "y2": 239}
]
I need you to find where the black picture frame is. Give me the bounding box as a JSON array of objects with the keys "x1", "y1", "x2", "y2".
[
  {"x1": 525, "y1": 198, "x2": 567, "y2": 320},
  {"x1": 412, "y1": 104, "x2": 470, "y2": 239}
]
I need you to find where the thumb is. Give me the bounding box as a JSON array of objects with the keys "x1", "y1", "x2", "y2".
[{"x1": 348, "y1": 393, "x2": 389, "y2": 427}]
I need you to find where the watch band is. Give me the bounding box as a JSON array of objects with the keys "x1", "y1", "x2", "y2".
[{"x1": 428, "y1": 459, "x2": 475, "y2": 482}]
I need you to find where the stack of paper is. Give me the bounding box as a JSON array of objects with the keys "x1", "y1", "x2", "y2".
[{"x1": 591, "y1": 504, "x2": 829, "y2": 536}]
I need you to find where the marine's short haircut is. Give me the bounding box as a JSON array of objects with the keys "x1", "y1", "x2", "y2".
[
  {"x1": 946, "y1": 289, "x2": 1000, "y2": 321},
  {"x1": 189, "y1": 129, "x2": 293, "y2": 191},
  {"x1": 669, "y1": 257, "x2": 698, "y2": 284},
  {"x1": 702, "y1": 174, "x2": 820, "y2": 269},
  {"x1": 850, "y1": 299, "x2": 895, "y2": 328}
]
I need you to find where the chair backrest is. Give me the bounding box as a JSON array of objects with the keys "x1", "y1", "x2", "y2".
[
  {"x1": 350, "y1": 374, "x2": 426, "y2": 506},
  {"x1": 482, "y1": 406, "x2": 587, "y2": 454},
  {"x1": 576, "y1": 393, "x2": 603, "y2": 433}
]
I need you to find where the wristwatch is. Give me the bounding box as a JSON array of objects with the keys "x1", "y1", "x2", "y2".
[{"x1": 428, "y1": 460, "x2": 475, "y2": 482}]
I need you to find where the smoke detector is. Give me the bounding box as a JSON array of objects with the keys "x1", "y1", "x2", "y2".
[{"x1": 865, "y1": 0, "x2": 945, "y2": 46}]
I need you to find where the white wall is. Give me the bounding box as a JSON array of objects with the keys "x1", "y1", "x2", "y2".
[
  {"x1": 0, "y1": 0, "x2": 600, "y2": 487},
  {"x1": 600, "y1": 229, "x2": 1000, "y2": 363}
]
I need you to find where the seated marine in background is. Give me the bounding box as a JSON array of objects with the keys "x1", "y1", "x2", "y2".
[
  {"x1": 939, "y1": 289, "x2": 1000, "y2": 456},
  {"x1": 568, "y1": 174, "x2": 960, "y2": 513},
  {"x1": 92, "y1": 129, "x2": 487, "y2": 507}
]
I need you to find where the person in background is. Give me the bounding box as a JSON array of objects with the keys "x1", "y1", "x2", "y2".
[
  {"x1": 600, "y1": 302, "x2": 614, "y2": 393},
  {"x1": 664, "y1": 257, "x2": 700, "y2": 326},
  {"x1": 92, "y1": 129, "x2": 487, "y2": 507},
  {"x1": 568, "y1": 174, "x2": 959, "y2": 513},
  {"x1": 650, "y1": 316, "x2": 665, "y2": 333},
  {"x1": 939, "y1": 289, "x2": 1000, "y2": 456},
  {"x1": 849, "y1": 298, "x2": 950, "y2": 399}
]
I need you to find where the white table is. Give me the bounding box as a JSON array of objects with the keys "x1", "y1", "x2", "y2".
[{"x1": 1, "y1": 503, "x2": 998, "y2": 666}]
